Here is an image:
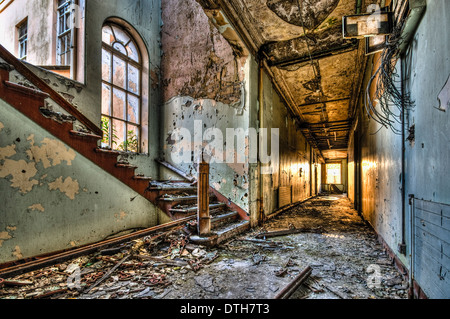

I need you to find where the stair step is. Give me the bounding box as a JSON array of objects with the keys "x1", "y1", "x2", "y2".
[
  {"x1": 215, "y1": 220, "x2": 250, "y2": 242},
  {"x1": 148, "y1": 181, "x2": 196, "y2": 192},
  {"x1": 70, "y1": 130, "x2": 102, "y2": 140},
  {"x1": 133, "y1": 175, "x2": 153, "y2": 181},
  {"x1": 116, "y1": 163, "x2": 138, "y2": 169},
  {"x1": 211, "y1": 211, "x2": 239, "y2": 229},
  {"x1": 94, "y1": 147, "x2": 122, "y2": 156},
  {"x1": 169, "y1": 203, "x2": 226, "y2": 214},
  {"x1": 158, "y1": 194, "x2": 214, "y2": 202},
  {"x1": 189, "y1": 220, "x2": 250, "y2": 246}
]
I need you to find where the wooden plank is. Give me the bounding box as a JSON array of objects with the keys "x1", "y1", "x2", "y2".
[{"x1": 415, "y1": 216, "x2": 450, "y2": 245}]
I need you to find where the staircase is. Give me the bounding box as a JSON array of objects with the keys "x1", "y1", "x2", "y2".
[{"x1": 0, "y1": 45, "x2": 249, "y2": 248}]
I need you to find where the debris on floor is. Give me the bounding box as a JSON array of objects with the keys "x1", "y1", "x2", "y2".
[{"x1": 0, "y1": 196, "x2": 409, "y2": 299}]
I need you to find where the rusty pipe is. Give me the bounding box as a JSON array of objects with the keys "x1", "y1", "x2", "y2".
[
  {"x1": 274, "y1": 266, "x2": 312, "y2": 299},
  {"x1": 258, "y1": 58, "x2": 265, "y2": 224}
]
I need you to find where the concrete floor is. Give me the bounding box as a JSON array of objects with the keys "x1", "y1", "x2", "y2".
[{"x1": 0, "y1": 196, "x2": 408, "y2": 299}]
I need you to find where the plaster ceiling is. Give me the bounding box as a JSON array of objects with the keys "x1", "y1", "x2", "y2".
[{"x1": 198, "y1": 0, "x2": 372, "y2": 160}]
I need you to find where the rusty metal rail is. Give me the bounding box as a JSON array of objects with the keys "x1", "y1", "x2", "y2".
[
  {"x1": 274, "y1": 266, "x2": 312, "y2": 299},
  {"x1": 0, "y1": 216, "x2": 195, "y2": 279}
]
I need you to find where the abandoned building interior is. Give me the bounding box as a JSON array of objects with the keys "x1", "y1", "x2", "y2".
[{"x1": 0, "y1": 0, "x2": 449, "y2": 300}]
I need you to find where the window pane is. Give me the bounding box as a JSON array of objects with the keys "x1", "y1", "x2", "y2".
[
  {"x1": 127, "y1": 94, "x2": 140, "y2": 124},
  {"x1": 101, "y1": 116, "x2": 111, "y2": 147},
  {"x1": 127, "y1": 64, "x2": 140, "y2": 95},
  {"x1": 111, "y1": 25, "x2": 130, "y2": 45},
  {"x1": 112, "y1": 88, "x2": 126, "y2": 120},
  {"x1": 112, "y1": 119, "x2": 126, "y2": 151},
  {"x1": 326, "y1": 164, "x2": 341, "y2": 184},
  {"x1": 112, "y1": 55, "x2": 126, "y2": 88},
  {"x1": 113, "y1": 42, "x2": 127, "y2": 56},
  {"x1": 126, "y1": 125, "x2": 139, "y2": 153},
  {"x1": 102, "y1": 26, "x2": 114, "y2": 45},
  {"x1": 127, "y1": 41, "x2": 139, "y2": 62},
  {"x1": 101, "y1": 83, "x2": 111, "y2": 116},
  {"x1": 102, "y1": 49, "x2": 111, "y2": 81}
]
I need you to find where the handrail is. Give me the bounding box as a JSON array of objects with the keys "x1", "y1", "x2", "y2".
[{"x1": 0, "y1": 44, "x2": 102, "y2": 136}]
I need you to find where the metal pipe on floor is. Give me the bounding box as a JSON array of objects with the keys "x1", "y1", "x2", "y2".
[{"x1": 274, "y1": 266, "x2": 312, "y2": 299}]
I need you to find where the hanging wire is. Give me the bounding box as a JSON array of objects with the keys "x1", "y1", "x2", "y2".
[{"x1": 365, "y1": 19, "x2": 415, "y2": 135}]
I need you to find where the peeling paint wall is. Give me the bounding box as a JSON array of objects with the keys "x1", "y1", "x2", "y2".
[
  {"x1": 1, "y1": 0, "x2": 162, "y2": 178},
  {"x1": 349, "y1": 0, "x2": 450, "y2": 289},
  {"x1": 160, "y1": 0, "x2": 315, "y2": 219},
  {"x1": 0, "y1": 99, "x2": 160, "y2": 264},
  {"x1": 161, "y1": 0, "x2": 251, "y2": 211},
  {"x1": 161, "y1": 0, "x2": 246, "y2": 105},
  {"x1": 260, "y1": 70, "x2": 313, "y2": 217}
]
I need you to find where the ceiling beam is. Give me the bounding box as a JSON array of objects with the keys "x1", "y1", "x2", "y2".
[{"x1": 261, "y1": 24, "x2": 358, "y2": 68}]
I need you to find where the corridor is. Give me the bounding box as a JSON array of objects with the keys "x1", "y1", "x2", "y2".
[
  {"x1": 0, "y1": 0, "x2": 448, "y2": 301},
  {"x1": 0, "y1": 196, "x2": 407, "y2": 299}
]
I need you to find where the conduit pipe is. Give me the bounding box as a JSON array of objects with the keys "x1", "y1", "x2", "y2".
[
  {"x1": 258, "y1": 58, "x2": 265, "y2": 224},
  {"x1": 399, "y1": 56, "x2": 407, "y2": 255}
]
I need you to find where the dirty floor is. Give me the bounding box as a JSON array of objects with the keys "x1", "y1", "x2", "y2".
[{"x1": 0, "y1": 196, "x2": 408, "y2": 299}]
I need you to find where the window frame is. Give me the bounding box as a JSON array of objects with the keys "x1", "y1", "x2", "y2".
[
  {"x1": 101, "y1": 23, "x2": 142, "y2": 153},
  {"x1": 56, "y1": 0, "x2": 73, "y2": 66},
  {"x1": 17, "y1": 19, "x2": 28, "y2": 60}
]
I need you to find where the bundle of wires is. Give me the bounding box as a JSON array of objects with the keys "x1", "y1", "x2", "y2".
[{"x1": 365, "y1": 20, "x2": 414, "y2": 135}]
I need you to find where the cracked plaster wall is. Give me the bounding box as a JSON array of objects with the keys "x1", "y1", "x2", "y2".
[
  {"x1": 349, "y1": 1, "x2": 450, "y2": 291},
  {"x1": 160, "y1": 0, "x2": 315, "y2": 219},
  {"x1": 160, "y1": 0, "x2": 251, "y2": 212},
  {"x1": 0, "y1": 99, "x2": 161, "y2": 264}
]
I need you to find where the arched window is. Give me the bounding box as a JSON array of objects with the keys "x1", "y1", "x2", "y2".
[{"x1": 101, "y1": 22, "x2": 141, "y2": 153}]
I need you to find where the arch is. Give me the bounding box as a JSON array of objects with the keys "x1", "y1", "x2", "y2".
[{"x1": 100, "y1": 18, "x2": 149, "y2": 153}]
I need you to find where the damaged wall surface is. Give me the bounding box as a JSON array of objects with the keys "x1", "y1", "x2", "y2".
[
  {"x1": 160, "y1": 0, "x2": 252, "y2": 212},
  {"x1": 161, "y1": 0, "x2": 316, "y2": 221},
  {"x1": 0, "y1": 98, "x2": 161, "y2": 264},
  {"x1": 348, "y1": 1, "x2": 450, "y2": 299}
]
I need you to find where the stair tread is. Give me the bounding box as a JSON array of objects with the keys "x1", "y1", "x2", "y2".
[
  {"x1": 70, "y1": 130, "x2": 102, "y2": 139},
  {"x1": 95, "y1": 147, "x2": 122, "y2": 155},
  {"x1": 211, "y1": 210, "x2": 238, "y2": 222},
  {"x1": 116, "y1": 163, "x2": 138, "y2": 169},
  {"x1": 169, "y1": 203, "x2": 226, "y2": 213},
  {"x1": 189, "y1": 220, "x2": 249, "y2": 242},
  {"x1": 149, "y1": 181, "x2": 196, "y2": 191},
  {"x1": 214, "y1": 220, "x2": 250, "y2": 236},
  {"x1": 133, "y1": 175, "x2": 153, "y2": 180}
]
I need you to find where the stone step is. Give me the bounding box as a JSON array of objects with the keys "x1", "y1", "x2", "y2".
[
  {"x1": 69, "y1": 130, "x2": 102, "y2": 140},
  {"x1": 158, "y1": 193, "x2": 215, "y2": 203},
  {"x1": 169, "y1": 203, "x2": 227, "y2": 214},
  {"x1": 189, "y1": 220, "x2": 250, "y2": 246},
  {"x1": 148, "y1": 181, "x2": 197, "y2": 192},
  {"x1": 211, "y1": 211, "x2": 239, "y2": 228}
]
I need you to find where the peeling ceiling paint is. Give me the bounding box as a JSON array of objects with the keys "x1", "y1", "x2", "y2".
[{"x1": 198, "y1": 0, "x2": 366, "y2": 159}]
